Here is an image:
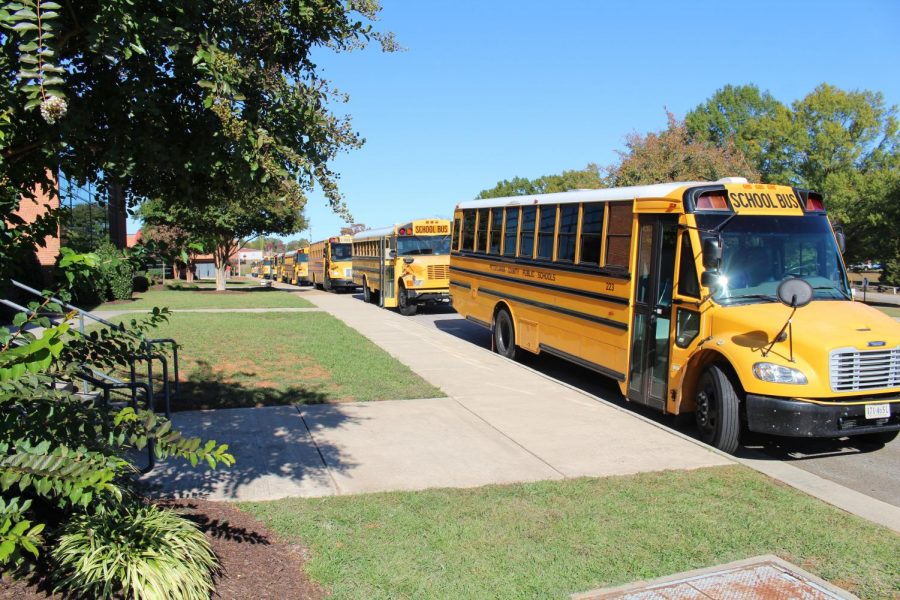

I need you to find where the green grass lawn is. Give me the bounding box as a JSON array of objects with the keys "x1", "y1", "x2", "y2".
[
  {"x1": 135, "y1": 312, "x2": 443, "y2": 409},
  {"x1": 243, "y1": 466, "x2": 899, "y2": 599},
  {"x1": 875, "y1": 305, "x2": 900, "y2": 318},
  {"x1": 95, "y1": 287, "x2": 313, "y2": 310}
]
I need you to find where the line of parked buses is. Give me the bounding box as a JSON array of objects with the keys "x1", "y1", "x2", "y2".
[{"x1": 249, "y1": 177, "x2": 900, "y2": 454}]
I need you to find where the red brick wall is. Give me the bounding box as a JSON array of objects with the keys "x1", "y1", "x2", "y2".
[{"x1": 14, "y1": 175, "x2": 60, "y2": 267}]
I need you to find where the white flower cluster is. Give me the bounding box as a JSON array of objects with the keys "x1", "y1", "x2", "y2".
[{"x1": 40, "y1": 96, "x2": 68, "y2": 124}]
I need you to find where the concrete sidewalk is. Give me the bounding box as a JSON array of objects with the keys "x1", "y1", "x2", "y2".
[{"x1": 144, "y1": 291, "x2": 729, "y2": 501}]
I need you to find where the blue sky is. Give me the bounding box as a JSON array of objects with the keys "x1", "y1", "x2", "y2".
[{"x1": 132, "y1": 0, "x2": 900, "y2": 240}]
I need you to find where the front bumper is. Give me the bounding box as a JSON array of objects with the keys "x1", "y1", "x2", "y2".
[
  {"x1": 746, "y1": 394, "x2": 900, "y2": 438},
  {"x1": 405, "y1": 289, "x2": 450, "y2": 304},
  {"x1": 328, "y1": 278, "x2": 358, "y2": 289}
]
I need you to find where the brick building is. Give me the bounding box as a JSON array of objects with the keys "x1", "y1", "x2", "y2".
[{"x1": 14, "y1": 179, "x2": 60, "y2": 282}]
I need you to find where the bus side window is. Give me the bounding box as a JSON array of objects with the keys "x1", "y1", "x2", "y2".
[
  {"x1": 556, "y1": 204, "x2": 578, "y2": 262},
  {"x1": 476, "y1": 208, "x2": 489, "y2": 253},
  {"x1": 519, "y1": 206, "x2": 537, "y2": 259},
  {"x1": 503, "y1": 207, "x2": 519, "y2": 257},
  {"x1": 488, "y1": 207, "x2": 502, "y2": 255},
  {"x1": 677, "y1": 232, "x2": 700, "y2": 298},
  {"x1": 452, "y1": 217, "x2": 461, "y2": 251},
  {"x1": 462, "y1": 210, "x2": 476, "y2": 251},
  {"x1": 536, "y1": 205, "x2": 556, "y2": 260},
  {"x1": 579, "y1": 203, "x2": 604, "y2": 265},
  {"x1": 605, "y1": 201, "x2": 633, "y2": 269}
]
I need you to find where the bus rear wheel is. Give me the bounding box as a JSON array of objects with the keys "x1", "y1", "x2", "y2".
[
  {"x1": 493, "y1": 308, "x2": 516, "y2": 360},
  {"x1": 695, "y1": 365, "x2": 741, "y2": 454},
  {"x1": 398, "y1": 283, "x2": 417, "y2": 316}
]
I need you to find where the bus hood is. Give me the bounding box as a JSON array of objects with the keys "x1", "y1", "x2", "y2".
[{"x1": 709, "y1": 300, "x2": 900, "y2": 396}]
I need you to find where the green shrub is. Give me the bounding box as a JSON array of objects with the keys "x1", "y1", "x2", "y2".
[
  {"x1": 95, "y1": 242, "x2": 135, "y2": 301},
  {"x1": 52, "y1": 504, "x2": 218, "y2": 600},
  {"x1": 132, "y1": 274, "x2": 150, "y2": 293}
]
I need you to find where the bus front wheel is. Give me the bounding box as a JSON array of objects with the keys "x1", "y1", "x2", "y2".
[
  {"x1": 493, "y1": 308, "x2": 516, "y2": 360},
  {"x1": 363, "y1": 279, "x2": 373, "y2": 303},
  {"x1": 695, "y1": 365, "x2": 741, "y2": 454},
  {"x1": 398, "y1": 283, "x2": 417, "y2": 316}
]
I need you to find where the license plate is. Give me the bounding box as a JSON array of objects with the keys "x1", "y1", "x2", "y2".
[{"x1": 865, "y1": 404, "x2": 891, "y2": 420}]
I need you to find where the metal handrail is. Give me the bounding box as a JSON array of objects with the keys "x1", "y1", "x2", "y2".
[{"x1": 5, "y1": 280, "x2": 179, "y2": 413}]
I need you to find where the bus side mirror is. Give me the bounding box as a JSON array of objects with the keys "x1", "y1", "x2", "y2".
[
  {"x1": 834, "y1": 230, "x2": 846, "y2": 254},
  {"x1": 388, "y1": 250, "x2": 397, "y2": 259},
  {"x1": 700, "y1": 270, "x2": 721, "y2": 290},
  {"x1": 702, "y1": 238, "x2": 722, "y2": 270}
]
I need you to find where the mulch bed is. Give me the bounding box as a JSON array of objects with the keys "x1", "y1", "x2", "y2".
[{"x1": 0, "y1": 499, "x2": 326, "y2": 600}]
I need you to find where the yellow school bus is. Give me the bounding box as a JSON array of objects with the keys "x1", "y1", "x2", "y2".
[
  {"x1": 449, "y1": 177, "x2": 900, "y2": 452},
  {"x1": 280, "y1": 250, "x2": 297, "y2": 283},
  {"x1": 293, "y1": 246, "x2": 311, "y2": 285},
  {"x1": 309, "y1": 235, "x2": 356, "y2": 292},
  {"x1": 250, "y1": 260, "x2": 260, "y2": 277},
  {"x1": 352, "y1": 219, "x2": 452, "y2": 315},
  {"x1": 261, "y1": 255, "x2": 273, "y2": 279}
]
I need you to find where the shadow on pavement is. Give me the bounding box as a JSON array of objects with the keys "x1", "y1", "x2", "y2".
[{"x1": 142, "y1": 404, "x2": 363, "y2": 500}]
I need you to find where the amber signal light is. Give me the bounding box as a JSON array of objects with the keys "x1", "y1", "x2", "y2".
[{"x1": 696, "y1": 192, "x2": 729, "y2": 211}]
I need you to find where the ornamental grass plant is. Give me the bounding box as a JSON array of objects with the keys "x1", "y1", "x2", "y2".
[{"x1": 52, "y1": 504, "x2": 219, "y2": 600}]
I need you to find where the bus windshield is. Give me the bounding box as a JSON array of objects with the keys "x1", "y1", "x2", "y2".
[
  {"x1": 695, "y1": 214, "x2": 850, "y2": 305},
  {"x1": 298, "y1": 252, "x2": 309, "y2": 263},
  {"x1": 398, "y1": 235, "x2": 451, "y2": 256},
  {"x1": 330, "y1": 243, "x2": 352, "y2": 261}
]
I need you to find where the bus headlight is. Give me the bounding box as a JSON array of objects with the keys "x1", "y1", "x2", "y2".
[{"x1": 752, "y1": 362, "x2": 808, "y2": 384}]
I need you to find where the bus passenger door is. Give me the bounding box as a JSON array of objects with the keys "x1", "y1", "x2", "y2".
[{"x1": 627, "y1": 215, "x2": 678, "y2": 410}]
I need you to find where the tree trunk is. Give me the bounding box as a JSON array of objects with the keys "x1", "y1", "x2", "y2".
[
  {"x1": 213, "y1": 241, "x2": 234, "y2": 291},
  {"x1": 215, "y1": 261, "x2": 226, "y2": 291},
  {"x1": 107, "y1": 183, "x2": 128, "y2": 249}
]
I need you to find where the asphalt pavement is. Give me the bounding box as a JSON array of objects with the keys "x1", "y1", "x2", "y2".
[{"x1": 401, "y1": 299, "x2": 900, "y2": 509}]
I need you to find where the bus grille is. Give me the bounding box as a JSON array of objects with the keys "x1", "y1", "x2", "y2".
[
  {"x1": 428, "y1": 265, "x2": 449, "y2": 279},
  {"x1": 829, "y1": 346, "x2": 900, "y2": 392}
]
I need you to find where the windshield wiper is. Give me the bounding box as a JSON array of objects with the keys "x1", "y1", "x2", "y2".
[
  {"x1": 720, "y1": 294, "x2": 779, "y2": 304},
  {"x1": 812, "y1": 285, "x2": 851, "y2": 300}
]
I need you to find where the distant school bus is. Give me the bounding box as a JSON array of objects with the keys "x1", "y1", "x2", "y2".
[
  {"x1": 293, "y1": 246, "x2": 311, "y2": 285},
  {"x1": 261, "y1": 255, "x2": 273, "y2": 279},
  {"x1": 273, "y1": 253, "x2": 285, "y2": 281},
  {"x1": 250, "y1": 260, "x2": 260, "y2": 277},
  {"x1": 352, "y1": 219, "x2": 452, "y2": 315},
  {"x1": 449, "y1": 177, "x2": 900, "y2": 452},
  {"x1": 309, "y1": 235, "x2": 356, "y2": 292},
  {"x1": 280, "y1": 250, "x2": 297, "y2": 284}
]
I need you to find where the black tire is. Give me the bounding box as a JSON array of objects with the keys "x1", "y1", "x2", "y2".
[
  {"x1": 694, "y1": 365, "x2": 741, "y2": 454},
  {"x1": 857, "y1": 429, "x2": 899, "y2": 446},
  {"x1": 398, "y1": 283, "x2": 417, "y2": 316},
  {"x1": 363, "y1": 279, "x2": 373, "y2": 303},
  {"x1": 493, "y1": 308, "x2": 516, "y2": 360},
  {"x1": 323, "y1": 275, "x2": 333, "y2": 292}
]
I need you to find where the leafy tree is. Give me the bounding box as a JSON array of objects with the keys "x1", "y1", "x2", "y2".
[
  {"x1": 685, "y1": 84, "x2": 788, "y2": 178},
  {"x1": 606, "y1": 112, "x2": 760, "y2": 186},
  {"x1": 140, "y1": 189, "x2": 306, "y2": 290},
  {"x1": 478, "y1": 164, "x2": 603, "y2": 199},
  {"x1": 284, "y1": 238, "x2": 310, "y2": 251},
  {"x1": 1, "y1": 0, "x2": 396, "y2": 249}
]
